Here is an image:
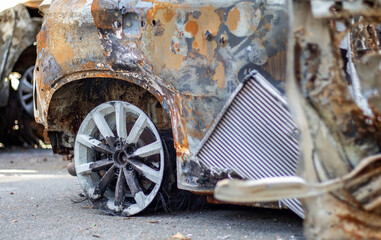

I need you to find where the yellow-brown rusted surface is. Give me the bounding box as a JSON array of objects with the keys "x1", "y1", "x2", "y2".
[{"x1": 227, "y1": 6, "x2": 240, "y2": 32}]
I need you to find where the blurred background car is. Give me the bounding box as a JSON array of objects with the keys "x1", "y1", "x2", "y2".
[{"x1": 0, "y1": 0, "x2": 44, "y2": 147}]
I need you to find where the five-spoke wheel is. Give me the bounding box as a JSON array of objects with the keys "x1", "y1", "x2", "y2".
[{"x1": 74, "y1": 101, "x2": 165, "y2": 216}]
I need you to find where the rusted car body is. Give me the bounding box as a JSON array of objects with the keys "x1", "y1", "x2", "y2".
[
  {"x1": 215, "y1": 0, "x2": 381, "y2": 239},
  {"x1": 0, "y1": 1, "x2": 43, "y2": 145},
  {"x1": 34, "y1": 0, "x2": 305, "y2": 216}
]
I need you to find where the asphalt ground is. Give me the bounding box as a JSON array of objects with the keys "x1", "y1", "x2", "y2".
[{"x1": 0, "y1": 147, "x2": 304, "y2": 240}]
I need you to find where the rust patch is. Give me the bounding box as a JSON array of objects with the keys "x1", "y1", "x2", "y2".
[
  {"x1": 91, "y1": 0, "x2": 118, "y2": 30},
  {"x1": 51, "y1": 40, "x2": 75, "y2": 66},
  {"x1": 169, "y1": 95, "x2": 189, "y2": 159},
  {"x1": 146, "y1": 2, "x2": 178, "y2": 23},
  {"x1": 227, "y1": 7, "x2": 240, "y2": 31},
  {"x1": 214, "y1": 61, "x2": 226, "y2": 89},
  {"x1": 36, "y1": 26, "x2": 47, "y2": 53},
  {"x1": 185, "y1": 20, "x2": 198, "y2": 37},
  {"x1": 163, "y1": 7, "x2": 175, "y2": 22},
  {"x1": 191, "y1": 6, "x2": 220, "y2": 63},
  {"x1": 144, "y1": 3, "x2": 186, "y2": 73}
]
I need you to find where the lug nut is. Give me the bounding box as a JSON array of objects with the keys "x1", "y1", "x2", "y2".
[{"x1": 127, "y1": 164, "x2": 133, "y2": 171}]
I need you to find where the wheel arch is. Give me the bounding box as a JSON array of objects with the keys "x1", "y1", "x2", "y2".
[{"x1": 44, "y1": 75, "x2": 173, "y2": 153}]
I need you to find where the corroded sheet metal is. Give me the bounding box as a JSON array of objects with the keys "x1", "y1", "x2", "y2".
[{"x1": 35, "y1": 0, "x2": 288, "y2": 191}]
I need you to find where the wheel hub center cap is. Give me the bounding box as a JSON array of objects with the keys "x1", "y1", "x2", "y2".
[{"x1": 113, "y1": 150, "x2": 128, "y2": 167}]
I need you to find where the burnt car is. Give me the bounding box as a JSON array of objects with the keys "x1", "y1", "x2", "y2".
[
  {"x1": 34, "y1": 0, "x2": 303, "y2": 217},
  {"x1": 0, "y1": 1, "x2": 43, "y2": 146}
]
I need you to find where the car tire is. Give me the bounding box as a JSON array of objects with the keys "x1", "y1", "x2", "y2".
[{"x1": 17, "y1": 65, "x2": 34, "y2": 117}]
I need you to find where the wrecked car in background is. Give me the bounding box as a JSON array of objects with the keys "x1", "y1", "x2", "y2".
[
  {"x1": 215, "y1": 0, "x2": 381, "y2": 239},
  {"x1": 0, "y1": 1, "x2": 44, "y2": 146},
  {"x1": 34, "y1": 0, "x2": 304, "y2": 217}
]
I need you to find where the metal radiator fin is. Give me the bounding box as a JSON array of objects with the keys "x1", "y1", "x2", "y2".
[{"x1": 197, "y1": 71, "x2": 303, "y2": 217}]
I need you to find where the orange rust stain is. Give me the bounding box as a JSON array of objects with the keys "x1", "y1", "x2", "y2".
[
  {"x1": 175, "y1": 144, "x2": 190, "y2": 158},
  {"x1": 191, "y1": 6, "x2": 220, "y2": 63},
  {"x1": 214, "y1": 61, "x2": 226, "y2": 89},
  {"x1": 146, "y1": 2, "x2": 179, "y2": 23},
  {"x1": 144, "y1": 3, "x2": 185, "y2": 72},
  {"x1": 227, "y1": 7, "x2": 240, "y2": 31},
  {"x1": 185, "y1": 20, "x2": 198, "y2": 37},
  {"x1": 91, "y1": 0, "x2": 115, "y2": 30},
  {"x1": 36, "y1": 27, "x2": 47, "y2": 53},
  {"x1": 143, "y1": 5, "x2": 221, "y2": 72},
  {"x1": 163, "y1": 8, "x2": 175, "y2": 22},
  {"x1": 49, "y1": 31, "x2": 75, "y2": 67},
  {"x1": 173, "y1": 121, "x2": 190, "y2": 158},
  {"x1": 82, "y1": 60, "x2": 96, "y2": 69},
  {"x1": 165, "y1": 94, "x2": 189, "y2": 157},
  {"x1": 91, "y1": 0, "x2": 104, "y2": 28},
  {"x1": 44, "y1": 0, "x2": 111, "y2": 73}
]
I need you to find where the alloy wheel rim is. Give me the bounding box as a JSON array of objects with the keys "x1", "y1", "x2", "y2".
[{"x1": 74, "y1": 101, "x2": 164, "y2": 216}]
